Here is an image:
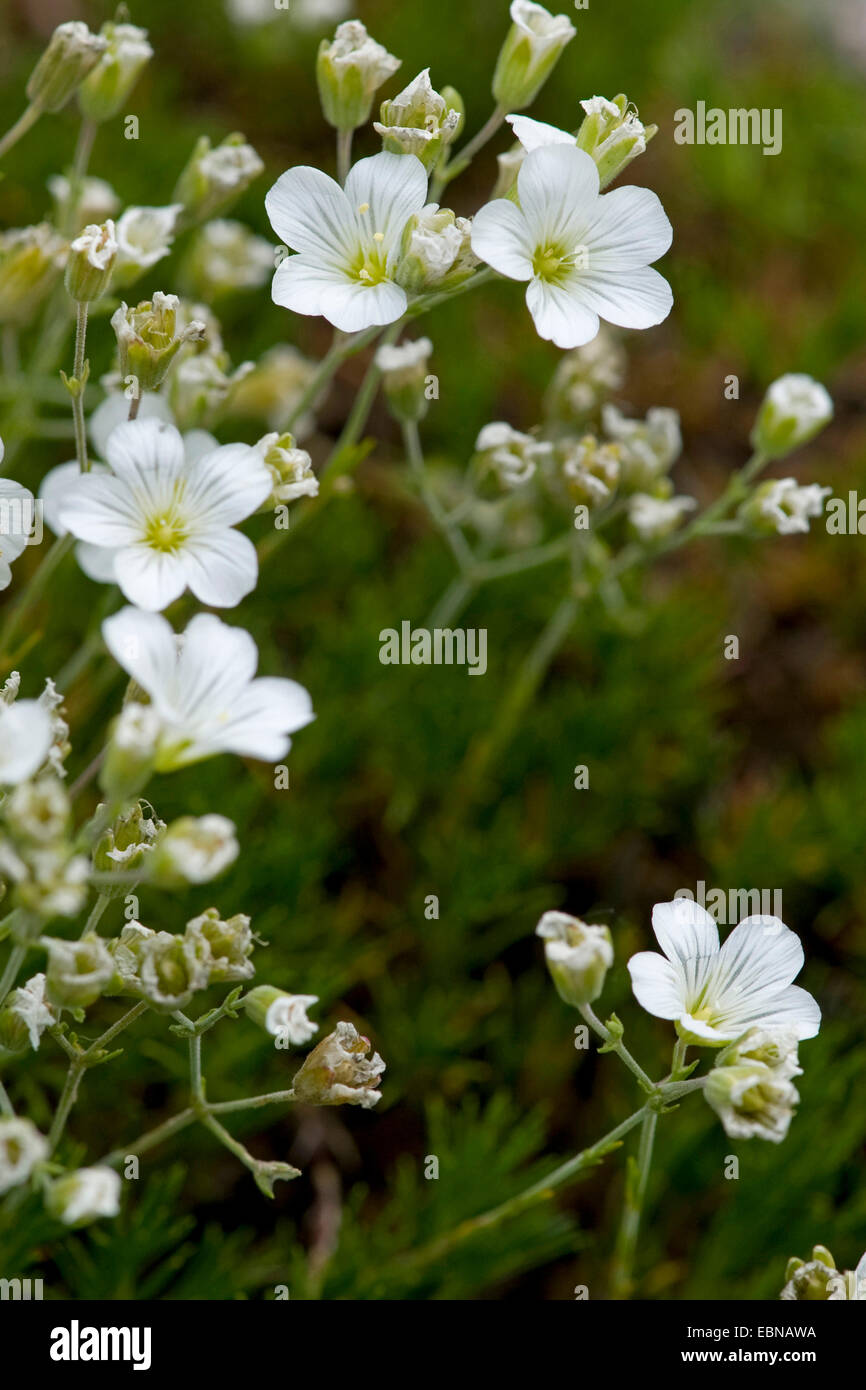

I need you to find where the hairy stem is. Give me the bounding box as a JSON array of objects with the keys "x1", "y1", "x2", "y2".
[
  {"x1": 579, "y1": 1002, "x2": 655, "y2": 1092},
  {"x1": 0, "y1": 103, "x2": 41, "y2": 160},
  {"x1": 610, "y1": 1107, "x2": 659, "y2": 1299}
]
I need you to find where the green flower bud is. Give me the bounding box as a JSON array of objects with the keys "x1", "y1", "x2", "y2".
[
  {"x1": 738, "y1": 478, "x2": 830, "y2": 537},
  {"x1": 135, "y1": 928, "x2": 211, "y2": 1012},
  {"x1": 375, "y1": 338, "x2": 433, "y2": 424},
  {"x1": 704, "y1": 1061, "x2": 799, "y2": 1143},
  {"x1": 77, "y1": 22, "x2": 153, "y2": 124},
  {"x1": 781, "y1": 1247, "x2": 848, "y2": 1300},
  {"x1": 106, "y1": 921, "x2": 154, "y2": 995},
  {"x1": 535, "y1": 910, "x2": 613, "y2": 1007},
  {"x1": 396, "y1": 205, "x2": 477, "y2": 294},
  {"x1": 316, "y1": 20, "x2": 401, "y2": 132},
  {"x1": 64, "y1": 220, "x2": 117, "y2": 303},
  {"x1": 0, "y1": 224, "x2": 67, "y2": 327},
  {"x1": 0, "y1": 1117, "x2": 48, "y2": 1194},
  {"x1": 292, "y1": 1020, "x2": 385, "y2": 1108},
  {"x1": 110, "y1": 292, "x2": 206, "y2": 394},
  {"x1": 254, "y1": 432, "x2": 318, "y2": 504},
  {"x1": 244, "y1": 985, "x2": 319, "y2": 1044},
  {"x1": 93, "y1": 800, "x2": 165, "y2": 896},
  {"x1": 751, "y1": 374, "x2": 833, "y2": 459},
  {"x1": 173, "y1": 133, "x2": 264, "y2": 225},
  {"x1": 184, "y1": 907, "x2": 255, "y2": 982},
  {"x1": 151, "y1": 817, "x2": 239, "y2": 888},
  {"x1": 374, "y1": 69, "x2": 462, "y2": 171},
  {"x1": 576, "y1": 95, "x2": 657, "y2": 189},
  {"x1": 100, "y1": 702, "x2": 161, "y2": 800},
  {"x1": 26, "y1": 21, "x2": 107, "y2": 114},
  {"x1": 46, "y1": 1165, "x2": 120, "y2": 1225},
  {"x1": 43, "y1": 932, "x2": 116, "y2": 1009},
  {"x1": 492, "y1": 1, "x2": 575, "y2": 113}
]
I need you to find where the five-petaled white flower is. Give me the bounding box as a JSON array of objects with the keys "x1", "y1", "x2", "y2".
[
  {"x1": 102, "y1": 606, "x2": 314, "y2": 767},
  {"x1": 265, "y1": 151, "x2": 428, "y2": 332},
  {"x1": 627, "y1": 898, "x2": 821, "y2": 1046},
  {"x1": 471, "y1": 143, "x2": 673, "y2": 349},
  {"x1": 57, "y1": 418, "x2": 271, "y2": 610}
]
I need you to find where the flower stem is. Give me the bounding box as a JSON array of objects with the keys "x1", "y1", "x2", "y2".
[
  {"x1": 70, "y1": 301, "x2": 90, "y2": 471},
  {"x1": 403, "y1": 418, "x2": 476, "y2": 573},
  {"x1": 0, "y1": 941, "x2": 28, "y2": 1012},
  {"x1": 0, "y1": 533, "x2": 75, "y2": 671},
  {"x1": 62, "y1": 117, "x2": 98, "y2": 237},
  {"x1": 579, "y1": 1003, "x2": 655, "y2": 1092},
  {"x1": 610, "y1": 1107, "x2": 658, "y2": 1298},
  {"x1": 0, "y1": 104, "x2": 41, "y2": 161},
  {"x1": 99, "y1": 1107, "x2": 197, "y2": 1167},
  {"x1": 430, "y1": 105, "x2": 506, "y2": 201},
  {"x1": 336, "y1": 128, "x2": 353, "y2": 185}
]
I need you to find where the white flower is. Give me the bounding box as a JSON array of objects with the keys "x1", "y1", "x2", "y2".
[
  {"x1": 0, "y1": 699, "x2": 54, "y2": 784},
  {"x1": 154, "y1": 814, "x2": 239, "y2": 883},
  {"x1": 266, "y1": 151, "x2": 428, "y2": 332},
  {"x1": 704, "y1": 1059, "x2": 799, "y2": 1143},
  {"x1": 627, "y1": 492, "x2": 696, "y2": 540},
  {"x1": 56, "y1": 418, "x2": 271, "y2": 610},
  {"x1": 184, "y1": 908, "x2": 254, "y2": 982},
  {"x1": 750, "y1": 477, "x2": 831, "y2": 536},
  {"x1": 113, "y1": 204, "x2": 183, "y2": 282},
  {"x1": 102, "y1": 607, "x2": 314, "y2": 767},
  {"x1": 375, "y1": 338, "x2": 433, "y2": 376},
  {"x1": 7, "y1": 974, "x2": 55, "y2": 1050},
  {"x1": 471, "y1": 143, "x2": 673, "y2": 350},
  {"x1": 752, "y1": 373, "x2": 833, "y2": 459},
  {"x1": 48, "y1": 174, "x2": 120, "y2": 228},
  {"x1": 245, "y1": 986, "x2": 319, "y2": 1044},
  {"x1": 0, "y1": 476, "x2": 36, "y2": 589},
  {"x1": 0, "y1": 1117, "x2": 48, "y2": 1194},
  {"x1": 602, "y1": 402, "x2": 682, "y2": 484},
  {"x1": 47, "y1": 1166, "x2": 121, "y2": 1225},
  {"x1": 184, "y1": 219, "x2": 275, "y2": 296},
  {"x1": 536, "y1": 910, "x2": 613, "y2": 1006},
  {"x1": 255, "y1": 433, "x2": 319, "y2": 503},
  {"x1": 475, "y1": 421, "x2": 552, "y2": 488},
  {"x1": 627, "y1": 898, "x2": 821, "y2": 1046},
  {"x1": 68, "y1": 219, "x2": 117, "y2": 272}
]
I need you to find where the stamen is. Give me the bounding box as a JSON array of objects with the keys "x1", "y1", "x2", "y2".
[{"x1": 358, "y1": 201, "x2": 370, "y2": 214}]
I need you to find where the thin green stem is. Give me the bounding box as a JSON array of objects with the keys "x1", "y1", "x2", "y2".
[
  {"x1": 208, "y1": 1088, "x2": 296, "y2": 1115},
  {"x1": 0, "y1": 103, "x2": 41, "y2": 161},
  {"x1": 580, "y1": 1003, "x2": 654, "y2": 1092},
  {"x1": 70, "y1": 301, "x2": 90, "y2": 471},
  {"x1": 48, "y1": 1001, "x2": 150, "y2": 1155},
  {"x1": 430, "y1": 105, "x2": 506, "y2": 201},
  {"x1": 0, "y1": 533, "x2": 75, "y2": 669},
  {"x1": 403, "y1": 417, "x2": 476, "y2": 573},
  {"x1": 610, "y1": 1107, "x2": 658, "y2": 1299},
  {"x1": 336, "y1": 128, "x2": 353, "y2": 185},
  {"x1": 0, "y1": 941, "x2": 28, "y2": 1012},
  {"x1": 0, "y1": 1078, "x2": 14, "y2": 1118},
  {"x1": 62, "y1": 118, "x2": 98, "y2": 237},
  {"x1": 99, "y1": 1107, "x2": 196, "y2": 1167},
  {"x1": 80, "y1": 890, "x2": 110, "y2": 940}
]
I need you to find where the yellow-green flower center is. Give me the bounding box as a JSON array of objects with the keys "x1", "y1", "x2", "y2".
[{"x1": 144, "y1": 512, "x2": 188, "y2": 552}]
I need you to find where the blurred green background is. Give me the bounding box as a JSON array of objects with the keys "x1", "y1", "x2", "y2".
[{"x1": 0, "y1": 0, "x2": 864, "y2": 1299}]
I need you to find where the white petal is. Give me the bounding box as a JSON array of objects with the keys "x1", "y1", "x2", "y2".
[
  {"x1": 471, "y1": 199, "x2": 534, "y2": 281},
  {"x1": 58, "y1": 474, "x2": 143, "y2": 547},
  {"x1": 89, "y1": 392, "x2": 173, "y2": 459},
  {"x1": 320, "y1": 277, "x2": 407, "y2": 333},
  {"x1": 181, "y1": 528, "x2": 258, "y2": 608},
  {"x1": 76, "y1": 542, "x2": 118, "y2": 582},
  {"x1": 517, "y1": 144, "x2": 599, "y2": 247},
  {"x1": 627, "y1": 950, "x2": 684, "y2": 1019},
  {"x1": 175, "y1": 613, "x2": 259, "y2": 721},
  {"x1": 104, "y1": 418, "x2": 185, "y2": 486},
  {"x1": 113, "y1": 543, "x2": 189, "y2": 611},
  {"x1": 271, "y1": 253, "x2": 353, "y2": 318},
  {"x1": 710, "y1": 915, "x2": 805, "y2": 1016},
  {"x1": 344, "y1": 151, "x2": 428, "y2": 252},
  {"x1": 506, "y1": 114, "x2": 574, "y2": 153},
  {"x1": 525, "y1": 276, "x2": 599, "y2": 348},
  {"x1": 182, "y1": 429, "x2": 218, "y2": 464},
  {"x1": 652, "y1": 898, "x2": 720, "y2": 967},
  {"x1": 184, "y1": 444, "x2": 272, "y2": 527},
  {"x1": 0, "y1": 479, "x2": 36, "y2": 562},
  {"x1": 713, "y1": 985, "x2": 821, "y2": 1042},
  {"x1": 572, "y1": 265, "x2": 673, "y2": 330},
  {"x1": 265, "y1": 165, "x2": 355, "y2": 261},
  {"x1": 583, "y1": 185, "x2": 673, "y2": 271},
  {"x1": 213, "y1": 676, "x2": 315, "y2": 759},
  {"x1": 0, "y1": 701, "x2": 54, "y2": 783},
  {"x1": 102, "y1": 607, "x2": 178, "y2": 694}
]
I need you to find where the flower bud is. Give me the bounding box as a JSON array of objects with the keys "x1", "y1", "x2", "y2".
[
  {"x1": 544, "y1": 331, "x2": 627, "y2": 423},
  {"x1": 4, "y1": 777, "x2": 70, "y2": 844},
  {"x1": 181, "y1": 219, "x2": 275, "y2": 299},
  {"x1": 602, "y1": 403, "x2": 682, "y2": 490},
  {"x1": 77, "y1": 22, "x2": 153, "y2": 123},
  {"x1": 255, "y1": 432, "x2": 319, "y2": 503},
  {"x1": 112, "y1": 204, "x2": 183, "y2": 288},
  {"x1": 0, "y1": 974, "x2": 54, "y2": 1056},
  {"x1": 106, "y1": 921, "x2": 154, "y2": 995},
  {"x1": 716, "y1": 1026, "x2": 802, "y2": 1081},
  {"x1": 184, "y1": 907, "x2": 255, "y2": 982},
  {"x1": 46, "y1": 1165, "x2": 121, "y2": 1225},
  {"x1": 0, "y1": 1118, "x2": 48, "y2": 1194},
  {"x1": 492, "y1": 1, "x2": 575, "y2": 113},
  {"x1": 173, "y1": 133, "x2": 264, "y2": 225},
  {"x1": 376, "y1": 337, "x2": 433, "y2": 423},
  {"x1": 64, "y1": 220, "x2": 117, "y2": 303},
  {"x1": 781, "y1": 1247, "x2": 848, "y2": 1301},
  {"x1": 110, "y1": 293, "x2": 206, "y2": 394},
  {"x1": 704, "y1": 1060, "x2": 799, "y2": 1143},
  {"x1": 316, "y1": 20, "x2": 401, "y2": 132},
  {"x1": 136, "y1": 928, "x2": 211, "y2": 1012},
  {"x1": 92, "y1": 800, "x2": 165, "y2": 894},
  {"x1": 374, "y1": 69, "x2": 462, "y2": 171},
  {"x1": 751, "y1": 374, "x2": 833, "y2": 459},
  {"x1": 151, "y1": 816, "x2": 239, "y2": 887},
  {"x1": 535, "y1": 910, "x2": 613, "y2": 1007},
  {"x1": 738, "y1": 477, "x2": 830, "y2": 537},
  {"x1": 100, "y1": 702, "x2": 161, "y2": 799},
  {"x1": 0, "y1": 224, "x2": 67, "y2": 327},
  {"x1": 10, "y1": 847, "x2": 89, "y2": 920},
  {"x1": 244, "y1": 985, "x2": 319, "y2": 1045},
  {"x1": 292, "y1": 1020, "x2": 385, "y2": 1108},
  {"x1": 26, "y1": 21, "x2": 107, "y2": 114},
  {"x1": 474, "y1": 421, "x2": 552, "y2": 489},
  {"x1": 556, "y1": 435, "x2": 621, "y2": 508},
  {"x1": 491, "y1": 142, "x2": 525, "y2": 199},
  {"x1": 627, "y1": 492, "x2": 696, "y2": 541},
  {"x1": 576, "y1": 95, "x2": 657, "y2": 189},
  {"x1": 43, "y1": 932, "x2": 116, "y2": 1009},
  {"x1": 48, "y1": 174, "x2": 120, "y2": 232},
  {"x1": 396, "y1": 204, "x2": 477, "y2": 294}
]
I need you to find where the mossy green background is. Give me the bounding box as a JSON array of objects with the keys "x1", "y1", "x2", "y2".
[{"x1": 0, "y1": 0, "x2": 864, "y2": 1298}]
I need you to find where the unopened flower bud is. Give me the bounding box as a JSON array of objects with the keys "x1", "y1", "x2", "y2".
[
  {"x1": 705, "y1": 1061, "x2": 799, "y2": 1143},
  {"x1": 781, "y1": 1246, "x2": 848, "y2": 1301},
  {"x1": 627, "y1": 492, "x2": 696, "y2": 541},
  {"x1": 738, "y1": 477, "x2": 830, "y2": 537},
  {"x1": 111, "y1": 293, "x2": 206, "y2": 394},
  {"x1": 716, "y1": 1026, "x2": 802, "y2": 1081},
  {"x1": 106, "y1": 921, "x2": 154, "y2": 994},
  {"x1": 374, "y1": 69, "x2": 462, "y2": 171},
  {"x1": 751, "y1": 374, "x2": 833, "y2": 459},
  {"x1": 255, "y1": 432, "x2": 319, "y2": 503},
  {"x1": 151, "y1": 816, "x2": 239, "y2": 886},
  {"x1": 182, "y1": 219, "x2": 275, "y2": 299},
  {"x1": 93, "y1": 800, "x2": 165, "y2": 894},
  {"x1": 184, "y1": 907, "x2": 254, "y2": 982},
  {"x1": 173, "y1": 134, "x2": 264, "y2": 225},
  {"x1": 475, "y1": 421, "x2": 552, "y2": 489},
  {"x1": 292, "y1": 1020, "x2": 385, "y2": 1108},
  {"x1": 46, "y1": 1165, "x2": 121, "y2": 1225},
  {"x1": 43, "y1": 931, "x2": 116, "y2": 1008},
  {"x1": 0, "y1": 225, "x2": 67, "y2": 326},
  {"x1": 316, "y1": 20, "x2": 401, "y2": 132},
  {"x1": 396, "y1": 204, "x2": 477, "y2": 294},
  {"x1": 244, "y1": 985, "x2": 319, "y2": 1045},
  {"x1": 0, "y1": 1117, "x2": 48, "y2": 1194},
  {"x1": 376, "y1": 337, "x2": 433, "y2": 423},
  {"x1": 78, "y1": 22, "x2": 153, "y2": 123},
  {"x1": 64, "y1": 220, "x2": 117, "y2": 303},
  {"x1": 492, "y1": 1, "x2": 575, "y2": 113},
  {"x1": 576, "y1": 94, "x2": 657, "y2": 189},
  {"x1": 26, "y1": 22, "x2": 107, "y2": 114},
  {"x1": 535, "y1": 909, "x2": 613, "y2": 1006},
  {"x1": 100, "y1": 702, "x2": 161, "y2": 799}
]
